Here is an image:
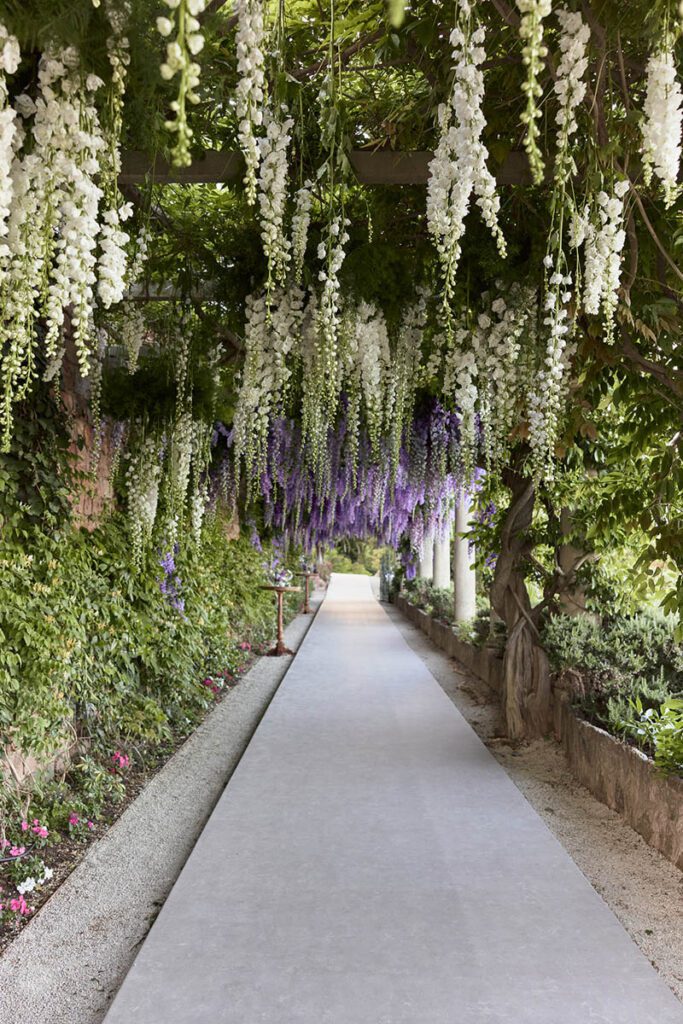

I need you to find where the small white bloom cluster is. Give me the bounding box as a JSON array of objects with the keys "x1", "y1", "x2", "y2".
[
  {"x1": 235, "y1": 0, "x2": 266, "y2": 204},
  {"x1": 471, "y1": 284, "x2": 536, "y2": 468},
  {"x1": 641, "y1": 44, "x2": 682, "y2": 208},
  {"x1": 257, "y1": 107, "x2": 294, "y2": 291},
  {"x1": 126, "y1": 436, "x2": 163, "y2": 566},
  {"x1": 444, "y1": 323, "x2": 479, "y2": 479},
  {"x1": 528, "y1": 254, "x2": 573, "y2": 480},
  {"x1": 128, "y1": 224, "x2": 152, "y2": 283},
  {"x1": 17, "y1": 865, "x2": 53, "y2": 896},
  {"x1": 581, "y1": 181, "x2": 629, "y2": 342},
  {"x1": 290, "y1": 181, "x2": 313, "y2": 284},
  {"x1": 36, "y1": 54, "x2": 106, "y2": 371},
  {"x1": 516, "y1": 0, "x2": 551, "y2": 185},
  {"x1": 157, "y1": 0, "x2": 206, "y2": 167},
  {"x1": 427, "y1": 6, "x2": 506, "y2": 306},
  {"x1": 388, "y1": 293, "x2": 427, "y2": 473},
  {"x1": 119, "y1": 302, "x2": 148, "y2": 372},
  {"x1": 0, "y1": 23, "x2": 20, "y2": 260},
  {"x1": 98, "y1": 8, "x2": 133, "y2": 308},
  {"x1": 315, "y1": 212, "x2": 350, "y2": 409},
  {"x1": 233, "y1": 286, "x2": 305, "y2": 482},
  {"x1": 352, "y1": 300, "x2": 391, "y2": 456},
  {"x1": 553, "y1": 7, "x2": 590, "y2": 182}
]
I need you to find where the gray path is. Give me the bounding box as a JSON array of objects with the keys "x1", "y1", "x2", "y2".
[
  {"x1": 103, "y1": 574, "x2": 683, "y2": 1024},
  {"x1": 0, "y1": 594, "x2": 321, "y2": 1024}
]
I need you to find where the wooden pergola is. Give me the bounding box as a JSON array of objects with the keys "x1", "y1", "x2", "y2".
[{"x1": 119, "y1": 148, "x2": 534, "y2": 187}]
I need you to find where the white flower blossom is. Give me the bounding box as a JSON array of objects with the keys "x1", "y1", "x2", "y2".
[
  {"x1": 641, "y1": 44, "x2": 682, "y2": 207},
  {"x1": 257, "y1": 106, "x2": 293, "y2": 291},
  {"x1": 427, "y1": 8, "x2": 506, "y2": 306},
  {"x1": 290, "y1": 181, "x2": 313, "y2": 284},
  {"x1": 516, "y1": 0, "x2": 551, "y2": 184},
  {"x1": 553, "y1": 7, "x2": 590, "y2": 183},
  {"x1": 235, "y1": 0, "x2": 266, "y2": 204}
]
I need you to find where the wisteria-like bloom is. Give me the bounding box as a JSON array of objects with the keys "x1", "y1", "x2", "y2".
[
  {"x1": 553, "y1": 7, "x2": 590, "y2": 183},
  {"x1": 427, "y1": 9, "x2": 506, "y2": 306},
  {"x1": 235, "y1": 0, "x2": 266, "y2": 204},
  {"x1": 516, "y1": 0, "x2": 551, "y2": 184},
  {"x1": 290, "y1": 181, "x2": 313, "y2": 284},
  {"x1": 158, "y1": 0, "x2": 206, "y2": 166},
  {"x1": 582, "y1": 180, "x2": 629, "y2": 342},
  {"x1": 257, "y1": 107, "x2": 294, "y2": 291},
  {"x1": 641, "y1": 44, "x2": 682, "y2": 207},
  {"x1": 0, "y1": 23, "x2": 20, "y2": 262}
]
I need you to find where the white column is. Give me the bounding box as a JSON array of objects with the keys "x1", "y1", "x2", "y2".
[
  {"x1": 453, "y1": 491, "x2": 477, "y2": 621},
  {"x1": 432, "y1": 524, "x2": 452, "y2": 590},
  {"x1": 418, "y1": 529, "x2": 434, "y2": 580}
]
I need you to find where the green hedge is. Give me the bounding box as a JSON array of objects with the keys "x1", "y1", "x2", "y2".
[{"x1": 0, "y1": 515, "x2": 297, "y2": 816}]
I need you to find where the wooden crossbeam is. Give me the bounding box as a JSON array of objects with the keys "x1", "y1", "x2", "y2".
[{"x1": 119, "y1": 148, "x2": 533, "y2": 187}]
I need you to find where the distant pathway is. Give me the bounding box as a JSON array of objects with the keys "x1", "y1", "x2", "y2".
[{"x1": 104, "y1": 574, "x2": 683, "y2": 1024}]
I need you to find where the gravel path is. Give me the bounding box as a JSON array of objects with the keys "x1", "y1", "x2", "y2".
[
  {"x1": 0, "y1": 593, "x2": 323, "y2": 1024},
  {"x1": 384, "y1": 598, "x2": 683, "y2": 1003}
]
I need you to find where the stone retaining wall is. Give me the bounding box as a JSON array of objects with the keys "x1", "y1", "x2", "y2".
[{"x1": 394, "y1": 593, "x2": 683, "y2": 871}]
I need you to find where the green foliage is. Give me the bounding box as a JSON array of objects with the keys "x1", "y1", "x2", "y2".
[
  {"x1": 0, "y1": 515, "x2": 296, "y2": 821},
  {"x1": 543, "y1": 611, "x2": 683, "y2": 774},
  {"x1": 606, "y1": 696, "x2": 683, "y2": 776}
]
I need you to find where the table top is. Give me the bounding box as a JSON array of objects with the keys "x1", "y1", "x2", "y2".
[{"x1": 259, "y1": 585, "x2": 302, "y2": 593}]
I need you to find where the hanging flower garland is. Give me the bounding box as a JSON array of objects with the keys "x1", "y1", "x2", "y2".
[
  {"x1": 126, "y1": 435, "x2": 163, "y2": 567},
  {"x1": 157, "y1": 0, "x2": 206, "y2": 167},
  {"x1": 0, "y1": 23, "x2": 19, "y2": 262},
  {"x1": 93, "y1": 4, "x2": 133, "y2": 309},
  {"x1": 582, "y1": 181, "x2": 629, "y2": 342},
  {"x1": 553, "y1": 6, "x2": 590, "y2": 183},
  {"x1": 641, "y1": 40, "x2": 682, "y2": 208},
  {"x1": 387, "y1": 293, "x2": 427, "y2": 477},
  {"x1": 516, "y1": 0, "x2": 551, "y2": 185},
  {"x1": 290, "y1": 180, "x2": 313, "y2": 284},
  {"x1": 353, "y1": 300, "x2": 391, "y2": 458},
  {"x1": 235, "y1": 0, "x2": 266, "y2": 204},
  {"x1": 118, "y1": 302, "x2": 148, "y2": 372},
  {"x1": 257, "y1": 105, "x2": 294, "y2": 294},
  {"x1": 427, "y1": 0, "x2": 506, "y2": 311},
  {"x1": 526, "y1": 5, "x2": 590, "y2": 482}
]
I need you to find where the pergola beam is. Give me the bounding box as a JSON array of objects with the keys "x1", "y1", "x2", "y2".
[{"x1": 119, "y1": 149, "x2": 534, "y2": 187}]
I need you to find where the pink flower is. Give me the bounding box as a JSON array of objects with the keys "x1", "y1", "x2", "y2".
[
  {"x1": 9, "y1": 846, "x2": 25, "y2": 857},
  {"x1": 1, "y1": 838, "x2": 9, "y2": 850},
  {"x1": 32, "y1": 825, "x2": 48, "y2": 839},
  {"x1": 9, "y1": 895, "x2": 31, "y2": 916},
  {"x1": 87, "y1": 821, "x2": 94, "y2": 830},
  {"x1": 20, "y1": 821, "x2": 29, "y2": 832},
  {"x1": 68, "y1": 814, "x2": 80, "y2": 826}
]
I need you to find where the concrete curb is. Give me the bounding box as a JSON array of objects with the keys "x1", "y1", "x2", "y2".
[{"x1": 0, "y1": 592, "x2": 324, "y2": 1024}]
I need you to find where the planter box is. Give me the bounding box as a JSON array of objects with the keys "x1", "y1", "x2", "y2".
[
  {"x1": 394, "y1": 594, "x2": 504, "y2": 693},
  {"x1": 393, "y1": 593, "x2": 683, "y2": 871}
]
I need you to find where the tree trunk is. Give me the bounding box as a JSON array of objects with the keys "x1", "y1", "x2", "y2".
[{"x1": 490, "y1": 466, "x2": 551, "y2": 741}]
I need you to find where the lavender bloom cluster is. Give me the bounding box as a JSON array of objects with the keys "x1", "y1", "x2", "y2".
[{"x1": 158, "y1": 547, "x2": 185, "y2": 615}]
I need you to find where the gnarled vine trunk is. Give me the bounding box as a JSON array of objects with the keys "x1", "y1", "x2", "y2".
[{"x1": 490, "y1": 466, "x2": 551, "y2": 741}]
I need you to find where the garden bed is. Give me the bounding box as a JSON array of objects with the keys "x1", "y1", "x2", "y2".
[{"x1": 393, "y1": 593, "x2": 683, "y2": 870}]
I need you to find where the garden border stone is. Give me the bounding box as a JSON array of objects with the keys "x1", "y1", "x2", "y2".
[{"x1": 394, "y1": 593, "x2": 683, "y2": 871}]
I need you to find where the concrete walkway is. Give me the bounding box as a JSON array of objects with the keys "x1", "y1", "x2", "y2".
[{"x1": 103, "y1": 575, "x2": 683, "y2": 1024}]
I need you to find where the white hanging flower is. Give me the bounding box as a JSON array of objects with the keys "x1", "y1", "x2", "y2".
[
  {"x1": 427, "y1": 7, "x2": 506, "y2": 305},
  {"x1": 257, "y1": 106, "x2": 293, "y2": 290},
  {"x1": 290, "y1": 181, "x2": 313, "y2": 283},
  {"x1": 0, "y1": 24, "x2": 19, "y2": 264},
  {"x1": 119, "y1": 302, "x2": 148, "y2": 372},
  {"x1": 126, "y1": 435, "x2": 163, "y2": 565},
  {"x1": 444, "y1": 324, "x2": 479, "y2": 479},
  {"x1": 553, "y1": 7, "x2": 590, "y2": 182},
  {"x1": 315, "y1": 211, "x2": 350, "y2": 411},
  {"x1": 582, "y1": 180, "x2": 628, "y2": 342},
  {"x1": 516, "y1": 0, "x2": 551, "y2": 185},
  {"x1": 157, "y1": 0, "x2": 206, "y2": 166},
  {"x1": 235, "y1": 0, "x2": 266, "y2": 204},
  {"x1": 351, "y1": 300, "x2": 391, "y2": 455},
  {"x1": 641, "y1": 43, "x2": 682, "y2": 207},
  {"x1": 233, "y1": 286, "x2": 305, "y2": 481}
]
